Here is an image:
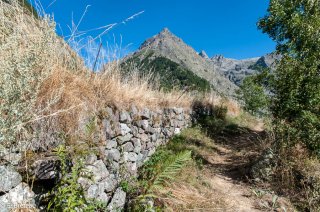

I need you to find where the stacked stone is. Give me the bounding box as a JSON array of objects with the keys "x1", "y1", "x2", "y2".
[
  {"x1": 79, "y1": 106, "x2": 191, "y2": 209},
  {"x1": 0, "y1": 106, "x2": 191, "y2": 211},
  {"x1": 0, "y1": 165, "x2": 36, "y2": 211}
]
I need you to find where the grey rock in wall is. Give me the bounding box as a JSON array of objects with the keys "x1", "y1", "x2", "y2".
[
  {"x1": 107, "y1": 188, "x2": 126, "y2": 211},
  {"x1": 106, "y1": 139, "x2": 117, "y2": 149},
  {"x1": 0, "y1": 166, "x2": 22, "y2": 192},
  {"x1": 86, "y1": 160, "x2": 109, "y2": 182},
  {"x1": 106, "y1": 149, "x2": 121, "y2": 162},
  {"x1": 0, "y1": 183, "x2": 36, "y2": 212}
]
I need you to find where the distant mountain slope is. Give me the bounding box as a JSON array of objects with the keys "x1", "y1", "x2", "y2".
[
  {"x1": 211, "y1": 55, "x2": 260, "y2": 86},
  {"x1": 211, "y1": 53, "x2": 280, "y2": 86},
  {"x1": 122, "y1": 28, "x2": 238, "y2": 97}
]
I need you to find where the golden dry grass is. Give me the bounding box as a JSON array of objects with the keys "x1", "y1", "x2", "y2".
[
  {"x1": 0, "y1": 1, "x2": 194, "y2": 146},
  {"x1": 0, "y1": 0, "x2": 247, "y2": 151},
  {"x1": 35, "y1": 66, "x2": 194, "y2": 135},
  {"x1": 201, "y1": 93, "x2": 241, "y2": 117},
  {"x1": 157, "y1": 163, "x2": 233, "y2": 212}
]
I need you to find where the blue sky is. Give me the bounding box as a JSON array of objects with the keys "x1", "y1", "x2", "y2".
[{"x1": 39, "y1": 0, "x2": 274, "y2": 60}]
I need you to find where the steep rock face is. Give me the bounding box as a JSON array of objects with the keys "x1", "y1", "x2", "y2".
[
  {"x1": 211, "y1": 55, "x2": 260, "y2": 86},
  {"x1": 253, "y1": 53, "x2": 281, "y2": 70},
  {"x1": 125, "y1": 28, "x2": 238, "y2": 97}
]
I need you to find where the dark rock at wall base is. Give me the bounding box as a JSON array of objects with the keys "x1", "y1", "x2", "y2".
[{"x1": 31, "y1": 157, "x2": 60, "y2": 181}]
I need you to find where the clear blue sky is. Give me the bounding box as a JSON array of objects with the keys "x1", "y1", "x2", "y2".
[{"x1": 40, "y1": 0, "x2": 275, "y2": 59}]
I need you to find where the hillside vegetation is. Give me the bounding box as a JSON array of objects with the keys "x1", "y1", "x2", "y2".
[{"x1": 121, "y1": 50, "x2": 211, "y2": 92}]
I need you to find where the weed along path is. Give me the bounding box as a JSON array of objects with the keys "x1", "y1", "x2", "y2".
[{"x1": 151, "y1": 127, "x2": 294, "y2": 211}]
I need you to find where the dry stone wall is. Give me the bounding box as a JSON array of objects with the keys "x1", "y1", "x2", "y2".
[{"x1": 0, "y1": 106, "x2": 192, "y2": 211}]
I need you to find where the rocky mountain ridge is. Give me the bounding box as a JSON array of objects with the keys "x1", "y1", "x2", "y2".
[
  {"x1": 123, "y1": 28, "x2": 279, "y2": 96},
  {"x1": 124, "y1": 28, "x2": 238, "y2": 97}
]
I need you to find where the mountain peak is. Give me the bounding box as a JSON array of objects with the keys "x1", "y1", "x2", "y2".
[
  {"x1": 127, "y1": 28, "x2": 240, "y2": 97},
  {"x1": 158, "y1": 27, "x2": 177, "y2": 39},
  {"x1": 139, "y1": 27, "x2": 180, "y2": 50},
  {"x1": 160, "y1": 27, "x2": 171, "y2": 34}
]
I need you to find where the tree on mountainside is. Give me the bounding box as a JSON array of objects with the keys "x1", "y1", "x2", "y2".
[
  {"x1": 259, "y1": 0, "x2": 320, "y2": 154},
  {"x1": 237, "y1": 70, "x2": 270, "y2": 116}
]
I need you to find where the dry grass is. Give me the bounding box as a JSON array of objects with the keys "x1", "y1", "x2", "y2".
[
  {"x1": 0, "y1": 0, "x2": 195, "y2": 150},
  {"x1": 35, "y1": 66, "x2": 194, "y2": 136},
  {"x1": 201, "y1": 93, "x2": 241, "y2": 117},
  {"x1": 270, "y1": 144, "x2": 320, "y2": 211},
  {"x1": 156, "y1": 163, "x2": 233, "y2": 212},
  {"x1": 0, "y1": 0, "x2": 83, "y2": 148}
]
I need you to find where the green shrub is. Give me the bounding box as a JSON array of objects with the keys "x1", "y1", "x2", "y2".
[
  {"x1": 237, "y1": 73, "x2": 269, "y2": 116},
  {"x1": 259, "y1": 0, "x2": 320, "y2": 155},
  {"x1": 256, "y1": 0, "x2": 320, "y2": 210},
  {"x1": 192, "y1": 101, "x2": 229, "y2": 135}
]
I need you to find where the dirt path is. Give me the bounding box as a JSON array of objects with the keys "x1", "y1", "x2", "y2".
[
  {"x1": 199, "y1": 131, "x2": 264, "y2": 211},
  {"x1": 159, "y1": 128, "x2": 294, "y2": 211}
]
